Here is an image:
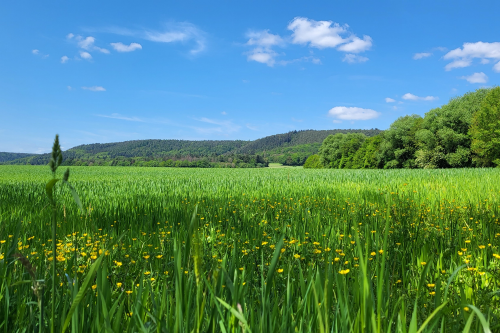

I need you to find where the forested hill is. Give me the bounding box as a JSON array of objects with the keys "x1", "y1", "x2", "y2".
[
  {"x1": 237, "y1": 129, "x2": 381, "y2": 154},
  {"x1": 0, "y1": 152, "x2": 38, "y2": 163},
  {"x1": 1, "y1": 128, "x2": 381, "y2": 167}
]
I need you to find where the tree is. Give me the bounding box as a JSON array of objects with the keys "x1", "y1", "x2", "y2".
[
  {"x1": 470, "y1": 87, "x2": 500, "y2": 167},
  {"x1": 414, "y1": 88, "x2": 490, "y2": 168},
  {"x1": 319, "y1": 133, "x2": 366, "y2": 169},
  {"x1": 378, "y1": 115, "x2": 422, "y2": 168},
  {"x1": 303, "y1": 154, "x2": 323, "y2": 168},
  {"x1": 351, "y1": 134, "x2": 383, "y2": 169}
]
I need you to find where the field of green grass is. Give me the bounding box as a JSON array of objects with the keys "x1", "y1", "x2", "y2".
[{"x1": 1, "y1": 165, "x2": 499, "y2": 332}]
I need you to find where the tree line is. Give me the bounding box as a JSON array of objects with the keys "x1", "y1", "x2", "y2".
[{"x1": 305, "y1": 87, "x2": 500, "y2": 169}]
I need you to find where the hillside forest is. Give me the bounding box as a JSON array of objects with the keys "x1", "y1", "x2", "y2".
[{"x1": 1, "y1": 129, "x2": 380, "y2": 168}]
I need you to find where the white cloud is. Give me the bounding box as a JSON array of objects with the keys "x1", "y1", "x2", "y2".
[
  {"x1": 288, "y1": 17, "x2": 372, "y2": 53},
  {"x1": 328, "y1": 106, "x2": 380, "y2": 121},
  {"x1": 247, "y1": 48, "x2": 278, "y2": 66},
  {"x1": 246, "y1": 30, "x2": 284, "y2": 47},
  {"x1": 444, "y1": 41, "x2": 500, "y2": 71},
  {"x1": 337, "y1": 35, "x2": 372, "y2": 53},
  {"x1": 244, "y1": 17, "x2": 371, "y2": 67},
  {"x1": 110, "y1": 42, "x2": 142, "y2": 52},
  {"x1": 79, "y1": 51, "x2": 92, "y2": 60},
  {"x1": 460, "y1": 72, "x2": 488, "y2": 84},
  {"x1": 32, "y1": 49, "x2": 39, "y2": 55},
  {"x1": 82, "y1": 86, "x2": 105, "y2": 92},
  {"x1": 494, "y1": 61, "x2": 500, "y2": 73},
  {"x1": 67, "y1": 86, "x2": 72, "y2": 90},
  {"x1": 413, "y1": 52, "x2": 431, "y2": 60},
  {"x1": 385, "y1": 97, "x2": 396, "y2": 103},
  {"x1": 245, "y1": 30, "x2": 284, "y2": 66},
  {"x1": 61, "y1": 55, "x2": 69, "y2": 63},
  {"x1": 75, "y1": 35, "x2": 110, "y2": 54},
  {"x1": 402, "y1": 93, "x2": 438, "y2": 101},
  {"x1": 444, "y1": 59, "x2": 472, "y2": 71},
  {"x1": 77, "y1": 36, "x2": 95, "y2": 50},
  {"x1": 342, "y1": 54, "x2": 368, "y2": 63},
  {"x1": 288, "y1": 17, "x2": 349, "y2": 48},
  {"x1": 67, "y1": 33, "x2": 74, "y2": 39}
]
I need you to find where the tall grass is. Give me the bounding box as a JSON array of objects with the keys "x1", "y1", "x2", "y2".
[{"x1": 0, "y1": 161, "x2": 499, "y2": 331}]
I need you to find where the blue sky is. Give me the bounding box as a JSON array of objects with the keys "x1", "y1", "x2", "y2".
[{"x1": 1, "y1": 1, "x2": 499, "y2": 153}]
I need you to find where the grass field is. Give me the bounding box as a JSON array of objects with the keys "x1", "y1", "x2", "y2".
[{"x1": 1, "y1": 165, "x2": 499, "y2": 332}]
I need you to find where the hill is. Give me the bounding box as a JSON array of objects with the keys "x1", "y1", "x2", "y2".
[
  {"x1": 0, "y1": 152, "x2": 38, "y2": 163},
  {"x1": 1, "y1": 128, "x2": 381, "y2": 167}
]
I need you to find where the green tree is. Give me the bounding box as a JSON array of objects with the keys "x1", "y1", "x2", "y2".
[
  {"x1": 351, "y1": 134, "x2": 383, "y2": 169},
  {"x1": 378, "y1": 115, "x2": 422, "y2": 169},
  {"x1": 414, "y1": 88, "x2": 490, "y2": 168},
  {"x1": 319, "y1": 133, "x2": 366, "y2": 169},
  {"x1": 303, "y1": 154, "x2": 323, "y2": 168},
  {"x1": 470, "y1": 87, "x2": 500, "y2": 167}
]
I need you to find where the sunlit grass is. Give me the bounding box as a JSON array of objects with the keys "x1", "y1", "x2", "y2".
[{"x1": 0, "y1": 165, "x2": 499, "y2": 332}]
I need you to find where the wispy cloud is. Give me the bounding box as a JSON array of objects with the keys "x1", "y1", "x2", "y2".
[
  {"x1": 385, "y1": 97, "x2": 396, "y2": 103},
  {"x1": 402, "y1": 93, "x2": 438, "y2": 101},
  {"x1": 32, "y1": 49, "x2": 49, "y2": 58},
  {"x1": 192, "y1": 117, "x2": 241, "y2": 134},
  {"x1": 92, "y1": 22, "x2": 207, "y2": 55},
  {"x1": 342, "y1": 54, "x2": 368, "y2": 63},
  {"x1": 413, "y1": 52, "x2": 431, "y2": 60},
  {"x1": 246, "y1": 123, "x2": 259, "y2": 131},
  {"x1": 61, "y1": 55, "x2": 69, "y2": 63},
  {"x1": 72, "y1": 34, "x2": 110, "y2": 54},
  {"x1": 82, "y1": 86, "x2": 105, "y2": 92},
  {"x1": 97, "y1": 113, "x2": 144, "y2": 122}
]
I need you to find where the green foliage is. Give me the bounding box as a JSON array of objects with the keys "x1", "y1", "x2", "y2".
[
  {"x1": 238, "y1": 129, "x2": 381, "y2": 154},
  {"x1": 378, "y1": 115, "x2": 423, "y2": 169},
  {"x1": 318, "y1": 133, "x2": 367, "y2": 168},
  {"x1": 303, "y1": 154, "x2": 323, "y2": 168},
  {"x1": 470, "y1": 87, "x2": 500, "y2": 167},
  {"x1": 350, "y1": 134, "x2": 383, "y2": 169},
  {"x1": 415, "y1": 88, "x2": 490, "y2": 168}
]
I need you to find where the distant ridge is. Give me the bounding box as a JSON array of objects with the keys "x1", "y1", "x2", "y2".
[
  {"x1": 0, "y1": 152, "x2": 38, "y2": 163},
  {"x1": 1, "y1": 128, "x2": 381, "y2": 166}
]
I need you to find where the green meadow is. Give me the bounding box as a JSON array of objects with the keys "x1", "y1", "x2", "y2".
[{"x1": 1, "y1": 165, "x2": 499, "y2": 332}]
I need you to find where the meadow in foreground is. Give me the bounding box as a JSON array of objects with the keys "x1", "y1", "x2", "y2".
[{"x1": 1, "y1": 163, "x2": 499, "y2": 332}]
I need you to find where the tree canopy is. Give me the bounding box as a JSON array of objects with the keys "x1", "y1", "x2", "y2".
[{"x1": 314, "y1": 88, "x2": 498, "y2": 170}]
